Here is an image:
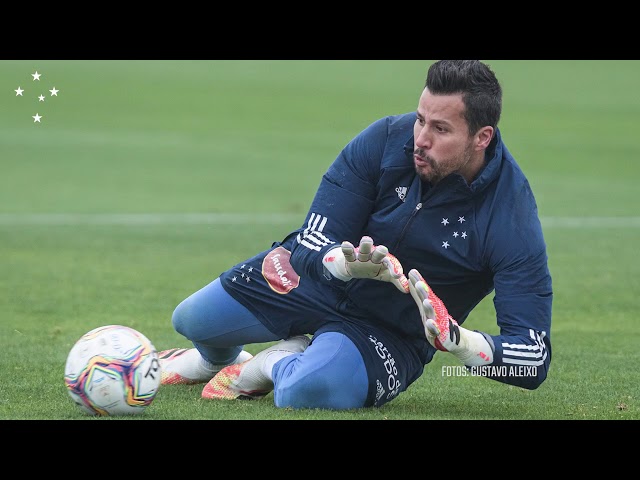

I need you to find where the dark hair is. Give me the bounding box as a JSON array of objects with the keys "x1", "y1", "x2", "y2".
[{"x1": 425, "y1": 60, "x2": 502, "y2": 135}]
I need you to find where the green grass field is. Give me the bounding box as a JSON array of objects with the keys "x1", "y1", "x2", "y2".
[{"x1": 1, "y1": 60, "x2": 638, "y2": 420}]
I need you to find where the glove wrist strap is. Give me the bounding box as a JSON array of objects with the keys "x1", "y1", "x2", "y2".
[
  {"x1": 322, "y1": 247, "x2": 351, "y2": 282},
  {"x1": 450, "y1": 327, "x2": 495, "y2": 366}
]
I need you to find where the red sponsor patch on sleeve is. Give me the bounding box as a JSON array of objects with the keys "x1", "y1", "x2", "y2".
[{"x1": 262, "y1": 246, "x2": 301, "y2": 294}]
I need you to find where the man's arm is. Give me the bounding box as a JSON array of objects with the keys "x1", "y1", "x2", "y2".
[
  {"x1": 288, "y1": 117, "x2": 394, "y2": 285},
  {"x1": 409, "y1": 265, "x2": 552, "y2": 390}
]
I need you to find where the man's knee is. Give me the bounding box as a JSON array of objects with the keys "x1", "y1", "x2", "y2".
[{"x1": 171, "y1": 301, "x2": 187, "y2": 334}]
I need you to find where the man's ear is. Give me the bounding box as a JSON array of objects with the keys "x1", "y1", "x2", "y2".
[{"x1": 476, "y1": 126, "x2": 494, "y2": 150}]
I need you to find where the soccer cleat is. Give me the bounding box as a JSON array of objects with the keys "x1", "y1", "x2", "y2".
[
  {"x1": 202, "y1": 335, "x2": 311, "y2": 400},
  {"x1": 159, "y1": 347, "x2": 253, "y2": 385}
]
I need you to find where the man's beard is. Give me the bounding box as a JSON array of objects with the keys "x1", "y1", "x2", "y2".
[
  {"x1": 414, "y1": 151, "x2": 443, "y2": 184},
  {"x1": 414, "y1": 143, "x2": 473, "y2": 185}
]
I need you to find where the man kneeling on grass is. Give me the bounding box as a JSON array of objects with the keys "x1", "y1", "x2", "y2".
[{"x1": 158, "y1": 60, "x2": 553, "y2": 410}]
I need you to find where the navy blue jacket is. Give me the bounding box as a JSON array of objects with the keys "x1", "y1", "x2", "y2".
[{"x1": 287, "y1": 112, "x2": 553, "y2": 389}]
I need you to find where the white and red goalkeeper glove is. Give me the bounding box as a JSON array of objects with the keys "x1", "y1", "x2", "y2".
[
  {"x1": 408, "y1": 268, "x2": 494, "y2": 366},
  {"x1": 323, "y1": 236, "x2": 409, "y2": 293}
]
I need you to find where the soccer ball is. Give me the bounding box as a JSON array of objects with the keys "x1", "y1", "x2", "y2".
[{"x1": 64, "y1": 325, "x2": 161, "y2": 416}]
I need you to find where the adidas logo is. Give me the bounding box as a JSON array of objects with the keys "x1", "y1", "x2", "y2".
[{"x1": 395, "y1": 186, "x2": 408, "y2": 202}]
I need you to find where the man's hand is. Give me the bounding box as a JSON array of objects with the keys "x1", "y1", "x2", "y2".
[
  {"x1": 323, "y1": 236, "x2": 409, "y2": 293},
  {"x1": 408, "y1": 268, "x2": 459, "y2": 351},
  {"x1": 408, "y1": 268, "x2": 494, "y2": 365}
]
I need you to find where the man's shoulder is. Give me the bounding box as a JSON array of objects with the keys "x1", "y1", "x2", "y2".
[
  {"x1": 361, "y1": 112, "x2": 414, "y2": 153},
  {"x1": 386, "y1": 112, "x2": 416, "y2": 130},
  {"x1": 366, "y1": 112, "x2": 415, "y2": 133}
]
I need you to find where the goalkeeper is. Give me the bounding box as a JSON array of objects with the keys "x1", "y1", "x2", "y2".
[{"x1": 159, "y1": 60, "x2": 553, "y2": 409}]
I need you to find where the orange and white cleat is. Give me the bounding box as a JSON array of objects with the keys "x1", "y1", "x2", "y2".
[{"x1": 159, "y1": 348, "x2": 253, "y2": 385}]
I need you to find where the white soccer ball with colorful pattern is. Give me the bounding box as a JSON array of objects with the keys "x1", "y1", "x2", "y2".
[{"x1": 64, "y1": 325, "x2": 161, "y2": 416}]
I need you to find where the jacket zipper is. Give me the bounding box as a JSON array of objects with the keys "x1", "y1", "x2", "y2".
[{"x1": 393, "y1": 202, "x2": 422, "y2": 251}]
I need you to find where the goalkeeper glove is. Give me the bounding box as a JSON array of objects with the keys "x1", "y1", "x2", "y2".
[
  {"x1": 408, "y1": 268, "x2": 494, "y2": 366},
  {"x1": 322, "y1": 236, "x2": 409, "y2": 293}
]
